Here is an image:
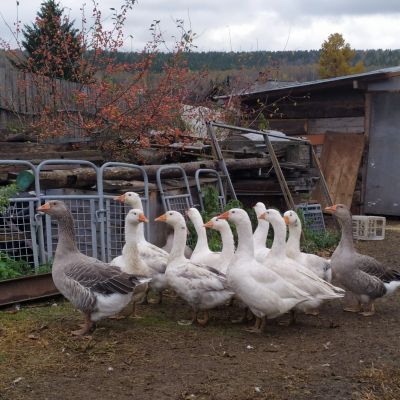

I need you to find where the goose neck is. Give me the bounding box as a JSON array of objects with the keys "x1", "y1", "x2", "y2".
[
  {"x1": 192, "y1": 215, "x2": 209, "y2": 251},
  {"x1": 337, "y1": 215, "x2": 355, "y2": 251},
  {"x1": 55, "y1": 211, "x2": 79, "y2": 256},
  {"x1": 235, "y1": 218, "x2": 254, "y2": 257},
  {"x1": 125, "y1": 220, "x2": 145, "y2": 244},
  {"x1": 168, "y1": 223, "x2": 187, "y2": 262},
  {"x1": 253, "y1": 219, "x2": 269, "y2": 249},
  {"x1": 269, "y1": 217, "x2": 287, "y2": 257},
  {"x1": 286, "y1": 222, "x2": 302, "y2": 257},
  {"x1": 219, "y1": 226, "x2": 235, "y2": 259}
]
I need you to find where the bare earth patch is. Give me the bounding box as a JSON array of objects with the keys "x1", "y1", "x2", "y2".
[{"x1": 1, "y1": 221, "x2": 400, "y2": 400}]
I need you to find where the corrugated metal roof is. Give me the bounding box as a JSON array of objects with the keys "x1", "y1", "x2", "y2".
[{"x1": 215, "y1": 66, "x2": 400, "y2": 99}]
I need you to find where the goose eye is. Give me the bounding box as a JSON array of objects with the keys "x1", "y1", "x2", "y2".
[
  {"x1": 169, "y1": 212, "x2": 173, "y2": 216},
  {"x1": 232, "y1": 210, "x2": 235, "y2": 213}
]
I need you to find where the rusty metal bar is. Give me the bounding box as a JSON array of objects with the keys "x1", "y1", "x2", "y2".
[{"x1": 0, "y1": 273, "x2": 59, "y2": 307}]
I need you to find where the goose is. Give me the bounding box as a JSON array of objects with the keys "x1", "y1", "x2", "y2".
[
  {"x1": 218, "y1": 208, "x2": 311, "y2": 332},
  {"x1": 114, "y1": 192, "x2": 169, "y2": 303},
  {"x1": 253, "y1": 202, "x2": 270, "y2": 260},
  {"x1": 155, "y1": 210, "x2": 234, "y2": 326},
  {"x1": 203, "y1": 216, "x2": 235, "y2": 274},
  {"x1": 283, "y1": 210, "x2": 332, "y2": 282},
  {"x1": 258, "y1": 208, "x2": 344, "y2": 319},
  {"x1": 325, "y1": 204, "x2": 400, "y2": 316},
  {"x1": 37, "y1": 200, "x2": 150, "y2": 336},
  {"x1": 186, "y1": 207, "x2": 222, "y2": 269},
  {"x1": 114, "y1": 191, "x2": 193, "y2": 258},
  {"x1": 110, "y1": 209, "x2": 162, "y2": 318}
]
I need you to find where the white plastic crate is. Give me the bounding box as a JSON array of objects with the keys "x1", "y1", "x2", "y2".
[{"x1": 352, "y1": 216, "x2": 386, "y2": 240}]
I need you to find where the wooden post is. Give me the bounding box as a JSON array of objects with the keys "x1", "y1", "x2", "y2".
[{"x1": 310, "y1": 145, "x2": 334, "y2": 206}]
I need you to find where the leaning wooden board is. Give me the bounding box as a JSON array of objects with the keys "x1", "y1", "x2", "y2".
[{"x1": 312, "y1": 132, "x2": 365, "y2": 208}]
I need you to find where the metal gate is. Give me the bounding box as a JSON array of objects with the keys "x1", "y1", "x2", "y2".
[
  {"x1": 0, "y1": 161, "x2": 40, "y2": 268},
  {"x1": 156, "y1": 165, "x2": 193, "y2": 213},
  {"x1": 195, "y1": 168, "x2": 226, "y2": 212},
  {"x1": 36, "y1": 160, "x2": 102, "y2": 263}
]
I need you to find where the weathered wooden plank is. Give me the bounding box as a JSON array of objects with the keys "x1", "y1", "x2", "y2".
[
  {"x1": 0, "y1": 67, "x2": 6, "y2": 108},
  {"x1": 311, "y1": 132, "x2": 365, "y2": 208},
  {"x1": 308, "y1": 117, "x2": 364, "y2": 134}
]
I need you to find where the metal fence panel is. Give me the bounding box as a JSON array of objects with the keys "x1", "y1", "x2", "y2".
[
  {"x1": 0, "y1": 161, "x2": 40, "y2": 269},
  {"x1": 195, "y1": 169, "x2": 226, "y2": 212},
  {"x1": 36, "y1": 160, "x2": 101, "y2": 263},
  {"x1": 156, "y1": 165, "x2": 193, "y2": 214}
]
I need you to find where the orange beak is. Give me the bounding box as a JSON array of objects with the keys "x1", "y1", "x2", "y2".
[
  {"x1": 113, "y1": 194, "x2": 126, "y2": 202},
  {"x1": 258, "y1": 212, "x2": 266, "y2": 220},
  {"x1": 217, "y1": 211, "x2": 230, "y2": 220},
  {"x1": 284, "y1": 216, "x2": 289, "y2": 225},
  {"x1": 155, "y1": 214, "x2": 167, "y2": 222},
  {"x1": 325, "y1": 205, "x2": 337, "y2": 213},
  {"x1": 203, "y1": 221, "x2": 214, "y2": 228},
  {"x1": 139, "y1": 213, "x2": 148, "y2": 223},
  {"x1": 37, "y1": 202, "x2": 51, "y2": 212}
]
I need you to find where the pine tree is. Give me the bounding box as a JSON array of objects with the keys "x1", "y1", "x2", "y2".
[
  {"x1": 318, "y1": 33, "x2": 365, "y2": 78},
  {"x1": 20, "y1": 0, "x2": 83, "y2": 82}
]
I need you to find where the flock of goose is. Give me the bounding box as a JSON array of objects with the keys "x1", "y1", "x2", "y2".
[{"x1": 36, "y1": 193, "x2": 400, "y2": 336}]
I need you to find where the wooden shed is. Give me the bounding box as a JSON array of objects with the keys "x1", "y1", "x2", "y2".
[{"x1": 217, "y1": 66, "x2": 400, "y2": 215}]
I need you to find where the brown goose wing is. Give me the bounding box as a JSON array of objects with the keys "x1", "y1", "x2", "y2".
[
  {"x1": 351, "y1": 269, "x2": 387, "y2": 299},
  {"x1": 65, "y1": 254, "x2": 142, "y2": 295},
  {"x1": 355, "y1": 253, "x2": 400, "y2": 282}
]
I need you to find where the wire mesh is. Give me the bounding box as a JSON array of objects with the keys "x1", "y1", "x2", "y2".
[
  {"x1": 43, "y1": 197, "x2": 99, "y2": 261},
  {"x1": 0, "y1": 198, "x2": 39, "y2": 268},
  {"x1": 104, "y1": 197, "x2": 130, "y2": 262}
]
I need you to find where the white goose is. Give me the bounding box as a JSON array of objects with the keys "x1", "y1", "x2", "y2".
[
  {"x1": 253, "y1": 202, "x2": 270, "y2": 261},
  {"x1": 155, "y1": 210, "x2": 234, "y2": 326},
  {"x1": 218, "y1": 208, "x2": 311, "y2": 332},
  {"x1": 187, "y1": 207, "x2": 221, "y2": 269},
  {"x1": 203, "y1": 216, "x2": 235, "y2": 274},
  {"x1": 259, "y1": 208, "x2": 344, "y2": 319},
  {"x1": 283, "y1": 210, "x2": 332, "y2": 282},
  {"x1": 114, "y1": 192, "x2": 169, "y2": 303},
  {"x1": 110, "y1": 209, "x2": 152, "y2": 318}
]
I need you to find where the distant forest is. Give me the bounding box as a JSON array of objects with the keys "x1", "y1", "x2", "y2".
[{"x1": 109, "y1": 49, "x2": 400, "y2": 83}]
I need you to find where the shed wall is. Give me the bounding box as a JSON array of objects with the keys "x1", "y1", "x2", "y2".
[{"x1": 364, "y1": 92, "x2": 400, "y2": 215}]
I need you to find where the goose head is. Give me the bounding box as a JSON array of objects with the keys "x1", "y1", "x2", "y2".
[
  {"x1": 283, "y1": 210, "x2": 300, "y2": 227},
  {"x1": 325, "y1": 204, "x2": 352, "y2": 222},
  {"x1": 114, "y1": 192, "x2": 141, "y2": 208},
  {"x1": 126, "y1": 208, "x2": 148, "y2": 225},
  {"x1": 155, "y1": 210, "x2": 186, "y2": 229},
  {"x1": 203, "y1": 216, "x2": 230, "y2": 233},
  {"x1": 253, "y1": 202, "x2": 267, "y2": 218},
  {"x1": 259, "y1": 208, "x2": 282, "y2": 224},
  {"x1": 185, "y1": 207, "x2": 202, "y2": 223},
  {"x1": 217, "y1": 208, "x2": 247, "y2": 224},
  {"x1": 37, "y1": 200, "x2": 70, "y2": 219}
]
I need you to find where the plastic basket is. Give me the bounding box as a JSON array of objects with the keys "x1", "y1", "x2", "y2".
[
  {"x1": 352, "y1": 216, "x2": 386, "y2": 240},
  {"x1": 295, "y1": 203, "x2": 326, "y2": 234}
]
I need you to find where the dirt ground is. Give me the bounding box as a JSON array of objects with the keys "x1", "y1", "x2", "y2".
[{"x1": 1, "y1": 222, "x2": 400, "y2": 400}]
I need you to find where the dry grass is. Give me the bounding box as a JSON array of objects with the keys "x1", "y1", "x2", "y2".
[{"x1": 354, "y1": 365, "x2": 400, "y2": 400}]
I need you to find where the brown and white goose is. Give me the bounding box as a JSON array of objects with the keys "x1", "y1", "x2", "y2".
[
  {"x1": 37, "y1": 200, "x2": 150, "y2": 335},
  {"x1": 325, "y1": 204, "x2": 400, "y2": 315}
]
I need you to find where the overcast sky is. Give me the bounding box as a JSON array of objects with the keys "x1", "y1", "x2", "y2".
[{"x1": 1, "y1": 0, "x2": 400, "y2": 52}]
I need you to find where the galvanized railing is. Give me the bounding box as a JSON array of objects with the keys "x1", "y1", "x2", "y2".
[{"x1": 0, "y1": 159, "x2": 151, "y2": 269}]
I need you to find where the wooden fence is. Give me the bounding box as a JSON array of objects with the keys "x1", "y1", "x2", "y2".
[{"x1": 0, "y1": 65, "x2": 86, "y2": 134}]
